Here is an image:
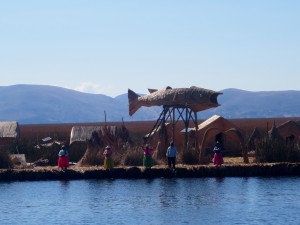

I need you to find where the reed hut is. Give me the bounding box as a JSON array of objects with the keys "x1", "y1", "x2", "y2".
[
  {"x1": 0, "y1": 121, "x2": 19, "y2": 150},
  {"x1": 193, "y1": 115, "x2": 248, "y2": 163},
  {"x1": 277, "y1": 120, "x2": 300, "y2": 144},
  {"x1": 70, "y1": 125, "x2": 130, "y2": 147},
  {"x1": 70, "y1": 125, "x2": 130, "y2": 166}
]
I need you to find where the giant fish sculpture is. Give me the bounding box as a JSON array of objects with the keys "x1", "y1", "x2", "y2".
[{"x1": 128, "y1": 86, "x2": 222, "y2": 116}]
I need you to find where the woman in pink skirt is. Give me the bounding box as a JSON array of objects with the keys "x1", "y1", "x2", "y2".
[{"x1": 213, "y1": 141, "x2": 224, "y2": 166}]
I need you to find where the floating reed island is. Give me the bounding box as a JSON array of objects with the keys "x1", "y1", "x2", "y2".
[{"x1": 1, "y1": 163, "x2": 300, "y2": 182}]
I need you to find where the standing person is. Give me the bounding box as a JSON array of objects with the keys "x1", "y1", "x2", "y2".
[
  {"x1": 213, "y1": 141, "x2": 224, "y2": 166},
  {"x1": 103, "y1": 145, "x2": 114, "y2": 170},
  {"x1": 58, "y1": 145, "x2": 69, "y2": 171},
  {"x1": 143, "y1": 144, "x2": 153, "y2": 169},
  {"x1": 166, "y1": 141, "x2": 177, "y2": 169}
]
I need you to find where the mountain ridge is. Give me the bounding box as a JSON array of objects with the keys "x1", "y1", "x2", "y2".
[{"x1": 0, "y1": 84, "x2": 299, "y2": 124}]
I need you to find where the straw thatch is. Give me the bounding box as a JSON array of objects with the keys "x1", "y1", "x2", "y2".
[
  {"x1": 10, "y1": 154, "x2": 26, "y2": 166},
  {"x1": 71, "y1": 125, "x2": 130, "y2": 166},
  {"x1": 196, "y1": 115, "x2": 237, "y2": 132},
  {"x1": 0, "y1": 121, "x2": 19, "y2": 138},
  {"x1": 0, "y1": 121, "x2": 19, "y2": 150},
  {"x1": 70, "y1": 126, "x2": 124, "y2": 144},
  {"x1": 246, "y1": 128, "x2": 263, "y2": 149},
  {"x1": 70, "y1": 125, "x2": 130, "y2": 150},
  {"x1": 128, "y1": 86, "x2": 222, "y2": 116},
  {"x1": 277, "y1": 120, "x2": 300, "y2": 140},
  {"x1": 193, "y1": 115, "x2": 248, "y2": 163}
]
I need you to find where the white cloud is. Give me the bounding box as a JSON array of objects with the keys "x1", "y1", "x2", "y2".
[{"x1": 74, "y1": 82, "x2": 110, "y2": 94}]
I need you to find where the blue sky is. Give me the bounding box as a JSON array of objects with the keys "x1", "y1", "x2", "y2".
[{"x1": 0, "y1": 0, "x2": 299, "y2": 97}]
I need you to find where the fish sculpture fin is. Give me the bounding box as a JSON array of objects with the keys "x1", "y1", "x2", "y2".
[
  {"x1": 149, "y1": 86, "x2": 172, "y2": 93},
  {"x1": 148, "y1": 88, "x2": 158, "y2": 94},
  {"x1": 128, "y1": 89, "x2": 141, "y2": 116}
]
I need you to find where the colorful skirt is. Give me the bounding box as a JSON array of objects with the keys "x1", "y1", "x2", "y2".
[
  {"x1": 104, "y1": 157, "x2": 114, "y2": 169},
  {"x1": 213, "y1": 153, "x2": 224, "y2": 165},
  {"x1": 143, "y1": 155, "x2": 153, "y2": 168},
  {"x1": 58, "y1": 156, "x2": 69, "y2": 168}
]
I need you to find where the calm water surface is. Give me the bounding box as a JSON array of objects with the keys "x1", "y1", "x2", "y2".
[{"x1": 0, "y1": 177, "x2": 299, "y2": 225}]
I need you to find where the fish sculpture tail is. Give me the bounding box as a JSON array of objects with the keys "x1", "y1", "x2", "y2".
[{"x1": 128, "y1": 89, "x2": 140, "y2": 116}]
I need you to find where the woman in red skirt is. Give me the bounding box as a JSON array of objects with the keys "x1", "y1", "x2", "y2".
[{"x1": 58, "y1": 145, "x2": 69, "y2": 171}]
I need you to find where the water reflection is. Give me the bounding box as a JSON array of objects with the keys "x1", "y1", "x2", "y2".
[
  {"x1": 0, "y1": 177, "x2": 300, "y2": 225},
  {"x1": 59, "y1": 179, "x2": 70, "y2": 186},
  {"x1": 159, "y1": 179, "x2": 179, "y2": 207},
  {"x1": 215, "y1": 177, "x2": 224, "y2": 184}
]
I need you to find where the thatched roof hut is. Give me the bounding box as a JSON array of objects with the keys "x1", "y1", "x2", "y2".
[
  {"x1": 70, "y1": 125, "x2": 131, "y2": 166},
  {"x1": 0, "y1": 121, "x2": 19, "y2": 138},
  {"x1": 71, "y1": 126, "x2": 105, "y2": 145},
  {"x1": 194, "y1": 115, "x2": 244, "y2": 146},
  {"x1": 277, "y1": 120, "x2": 300, "y2": 142},
  {"x1": 196, "y1": 115, "x2": 238, "y2": 133},
  {"x1": 0, "y1": 121, "x2": 19, "y2": 150},
  {"x1": 70, "y1": 125, "x2": 130, "y2": 147},
  {"x1": 193, "y1": 115, "x2": 248, "y2": 163}
]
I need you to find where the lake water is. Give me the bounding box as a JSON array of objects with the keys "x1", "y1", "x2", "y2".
[{"x1": 0, "y1": 177, "x2": 299, "y2": 225}]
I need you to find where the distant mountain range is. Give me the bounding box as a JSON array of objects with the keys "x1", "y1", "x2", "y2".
[{"x1": 0, "y1": 85, "x2": 299, "y2": 124}]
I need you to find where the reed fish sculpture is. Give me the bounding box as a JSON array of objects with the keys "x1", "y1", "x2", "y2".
[{"x1": 128, "y1": 86, "x2": 222, "y2": 116}]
